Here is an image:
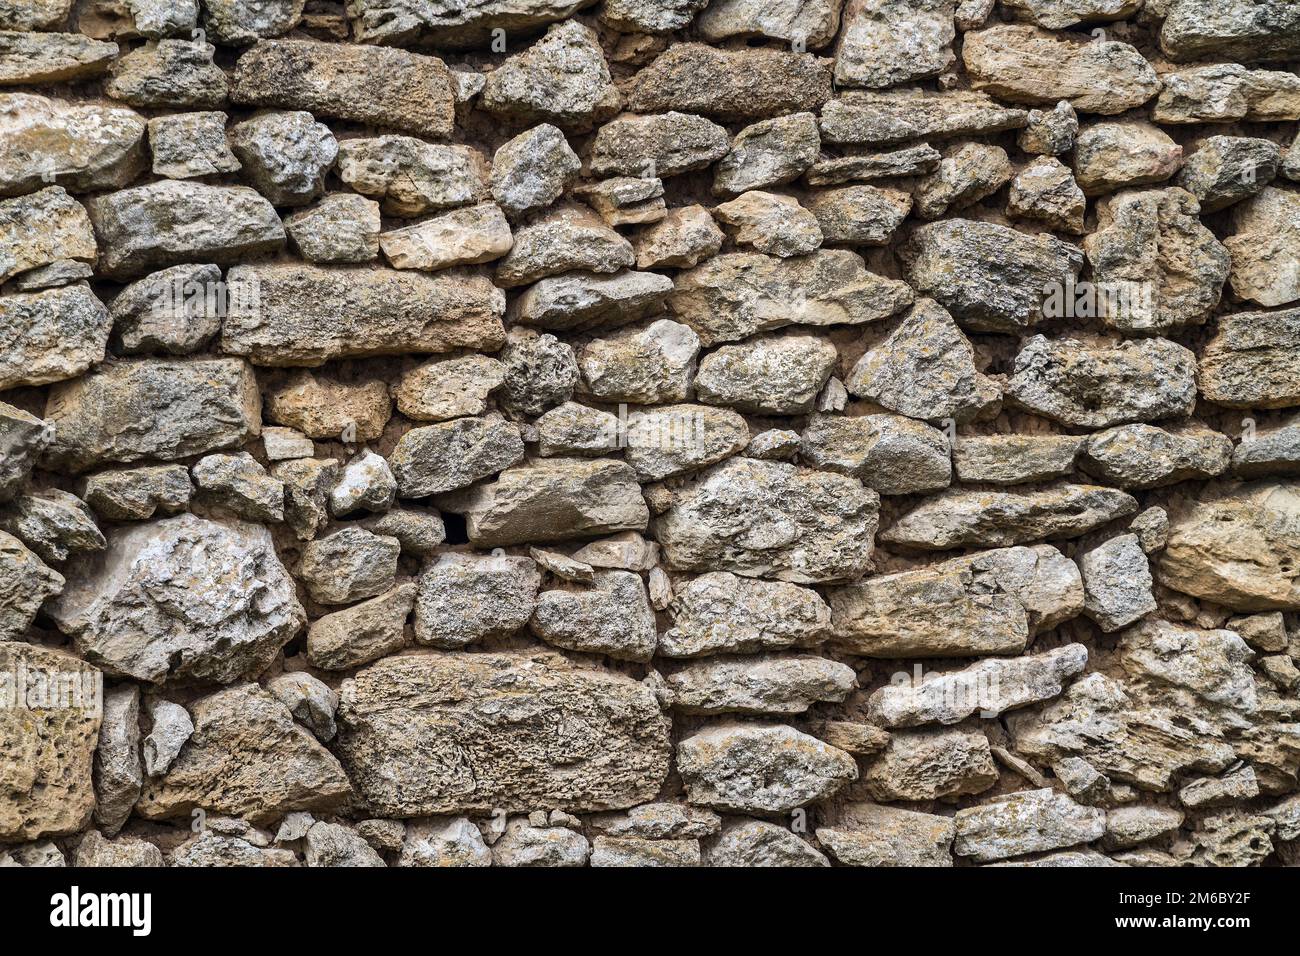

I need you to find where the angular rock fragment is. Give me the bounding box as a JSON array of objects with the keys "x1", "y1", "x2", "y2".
[
  {"x1": 713, "y1": 191, "x2": 822, "y2": 258},
  {"x1": 307, "y1": 583, "x2": 415, "y2": 672},
  {"x1": 398, "y1": 818, "x2": 491, "y2": 867},
  {"x1": 669, "y1": 249, "x2": 912, "y2": 346},
  {"x1": 805, "y1": 145, "x2": 941, "y2": 187},
  {"x1": 624, "y1": 404, "x2": 749, "y2": 481},
  {"x1": 0, "y1": 284, "x2": 109, "y2": 389},
  {"x1": 267, "y1": 671, "x2": 338, "y2": 741},
  {"x1": 48, "y1": 514, "x2": 304, "y2": 684},
  {"x1": 0, "y1": 402, "x2": 52, "y2": 504},
  {"x1": 76, "y1": 830, "x2": 163, "y2": 868},
  {"x1": 499, "y1": 329, "x2": 579, "y2": 416},
  {"x1": 573, "y1": 176, "x2": 665, "y2": 227},
  {"x1": 284, "y1": 194, "x2": 381, "y2": 264},
  {"x1": 0, "y1": 0, "x2": 72, "y2": 31},
  {"x1": 599, "y1": 0, "x2": 708, "y2": 32},
  {"x1": 229, "y1": 110, "x2": 337, "y2": 208},
  {"x1": 817, "y1": 803, "x2": 955, "y2": 866},
  {"x1": 963, "y1": 25, "x2": 1158, "y2": 114},
  {"x1": 0, "y1": 186, "x2": 97, "y2": 285},
  {"x1": 496, "y1": 203, "x2": 634, "y2": 287},
  {"x1": 1201, "y1": 308, "x2": 1300, "y2": 410},
  {"x1": 1159, "y1": 0, "x2": 1300, "y2": 64},
  {"x1": 414, "y1": 553, "x2": 540, "y2": 648},
  {"x1": 695, "y1": 334, "x2": 836, "y2": 415},
  {"x1": 222, "y1": 264, "x2": 505, "y2": 365},
  {"x1": 231, "y1": 40, "x2": 455, "y2": 138},
  {"x1": 1158, "y1": 481, "x2": 1300, "y2": 611},
  {"x1": 143, "y1": 699, "x2": 193, "y2": 779},
  {"x1": 0, "y1": 643, "x2": 100, "y2": 842},
  {"x1": 336, "y1": 136, "x2": 488, "y2": 218},
  {"x1": 626, "y1": 44, "x2": 833, "y2": 120},
  {"x1": 330, "y1": 450, "x2": 396, "y2": 516},
  {"x1": 869, "y1": 644, "x2": 1087, "y2": 727},
  {"x1": 1224, "y1": 187, "x2": 1300, "y2": 308},
  {"x1": 264, "y1": 371, "x2": 391, "y2": 441},
  {"x1": 493, "y1": 819, "x2": 591, "y2": 866},
  {"x1": 807, "y1": 185, "x2": 911, "y2": 246},
  {"x1": 590, "y1": 802, "x2": 721, "y2": 839},
  {"x1": 271, "y1": 458, "x2": 337, "y2": 541},
  {"x1": 846, "y1": 299, "x2": 1000, "y2": 423},
  {"x1": 1079, "y1": 534, "x2": 1156, "y2": 632},
  {"x1": 831, "y1": 545, "x2": 1082, "y2": 657},
  {"x1": 865, "y1": 727, "x2": 998, "y2": 801},
  {"x1": 659, "y1": 572, "x2": 830, "y2": 657},
  {"x1": 0, "y1": 94, "x2": 146, "y2": 196},
  {"x1": 1007, "y1": 157, "x2": 1086, "y2": 233},
  {"x1": 87, "y1": 181, "x2": 284, "y2": 280},
  {"x1": 389, "y1": 416, "x2": 524, "y2": 498},
  {"x1": 481, "y1": 22, "x2": 620, "y2": 132},
  {"x1": 953, "y1": 788, "x2": 1106, "y2": 863},
  {"x1": 902, "y1": 219, "x2": 1082, "y2": 333},
  {"x1": 336, "y1": 651, "x2": 671, "y2": 814},
  {"x1": 108, "y1": 263, "x2": 222, "y2": 355},
  {"x1": 298, "y1": 528, "x2": 400, "y2": 605},
  {"x1": 656, "y1": 457, "x2": 879, "y2": 583},
  {"x1": 800, "y1": 414, "x2": 951, "y2": 496},
  {"x1": 0, "y1": 530, "x2": 62, "y2": 635},
  {"x1": 93, "y1": 686, "x2": 141, "y2": 836},
  {"x1": 709, "y1": 821, "x2": 829, "y2": 867},
  {"x1": 914, "y1": 143, "x2": 1012, "y2": 220},
  {"x1": 713, "y1": 113, "x2": 819, "y2": 196},
  {"x1": 678, "y1": 723, "x2": 856, "y2": 812},
  {"x1": 513, "y1": 270, "x2": 672, "y2": 333},
  {"x1": 203, "y1": 0, "x2": 304, "y2": 44},
  {"x1": 440, "y1": 458, "x2": 649, "y2": 547},
  {"x1": 1073, "y1": 122, "x2": 1182, "y2": 197},
  {"x1": 1232, "y1": 414, "x2": 1300, "y2": 477},
  {"x1": 577, "y1": 319, "x2": 699, "y2": 404},
  {"x1": 43, "y1": 358, "x2": 261, "y2": 472},
  {"x1": 0, "y1": 489, "x2": 105, "y2": 563},
  {"x1": 1084, "y1": 187, "x2": 1228, "y2": 333},
  {"x1": 491, "y1": 123, "x2": 580, "y2": 218},
  {"x1": 105, "y1": 39, "x2": 228, "y2": 108},
  {"x1": 590, "y1": 836, "x2": 697, "y2": 867},
  {"x1": 136, "y1": 683, "x2": 351, "y2": 824},
  {"x1": 395, "y1": 354, "x2": 505, "y2": 422},
  {"x1": 834, "y1": 0, "x2": 955, "y2": 89},
  {"x1": 1154, "y1": 63, "x2": 1300, "y2": 124},
  {"x1": 1007, "y1": 335, "x2": 1198, "y2": 428},
  {"x1": 1104, "y1": 805, "x2": 1183, "y2": 850},
  {"x1": 1017, "y1": 100, "x2": 1078, "y2": 156},
  {"x1": 78, "y1": 466, "x2": 191, "y2": 522},
  {"x1": 819, "y1": 89, "x2": 1027, "y2": 146},
  {"x1": 147, "y1": 109, "x2": 239, "y2": 179},
  {"x1": 1080, "y1": 423, "x2": 1232, "y2": 489},
  {"x1": 1175, "y1": 136, "x2": 1280, "y2": 212},
  {"x1": 348, "y1": 0, "x2": 594, "y2": 45},
  {"x1": 531, "y1": 570, "x2": 657, "y2": 661},
  {"x1": 590, "y1": 111, "x2": 729, "y2": 179},
  {"x1": 633, "y1": 206, "x2": 724, "y2": 269},
  {"x1": 694, "y1": 0, "x2": 842, "y2": 46},
  {"x1": 883, "y1": 484, "x2": 1136, "y2": 551},
  {"x1": 191, "y1": 452, "x2": 284, "y2": 523}
]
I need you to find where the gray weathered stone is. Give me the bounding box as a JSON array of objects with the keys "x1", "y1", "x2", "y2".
[
  {"x1": 660, "y1": 572, "x2": 830, "y2": 657},
  {"x1": 953, "y1": 788, "x2": 1106, "y2": 862}
]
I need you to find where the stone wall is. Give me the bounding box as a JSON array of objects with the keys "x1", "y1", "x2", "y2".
[{"x1": 2, "y1": 0, "x2": 1300, "y2": 868}]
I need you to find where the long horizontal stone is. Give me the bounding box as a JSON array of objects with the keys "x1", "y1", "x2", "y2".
[
  {"x1": 954, "y1": 788, "x2": 1106, "y2": 863},
  {"x1": 437, "y1": 458, "x2": 649, "y2": 547},
  {"x1": 819, "y1": 89, "x2": 1027, "y2": 146},
  {"x1": 829, "y1": 545, "x2": 1084, "y2": 657},
  {"x1": 230, "y1": 39, "x2": 455, "y2": 138},
  {"x1": 220, "y1": 264, "x2": 506, "y2": 366},
  {"x1": 335, "y1": 651, "x2": 671, "y2": 815}
]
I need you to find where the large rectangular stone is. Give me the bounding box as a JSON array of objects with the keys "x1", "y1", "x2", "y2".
[
  {"x1": 220, "y1": 264, "x2": 506, "y2": 366},
  {"x1": 335, "y1": 651, "x2": 672, "y2": 815}
]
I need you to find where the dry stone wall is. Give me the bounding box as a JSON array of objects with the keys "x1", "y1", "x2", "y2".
[{"x1": 3, "y1": 0, "x2": 1300, "y2": 868}]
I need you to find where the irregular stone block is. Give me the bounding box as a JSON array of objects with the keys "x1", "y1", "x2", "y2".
[
  {"x1": 42, "y1": 358, "x2": 261, "y2": 472},
  {"x1": 335, "y1": 651, "x2": 672, "y2": 815},
  {"x1": 677, "y1": 723, "x2": 857, "y2": 812},
  {"x1": 830, "y1": 545, "x2": 1083, "y2": 657},
  {"x1": 666, "y1": 655, "x2": 856, "y2": 715},
  {"x1": 864, "y1": 726, "x2": 998, "y2": 801},
  {"x1": 656, "y1": 457, "x2": 879, "y2": 584},
  {"x1": 0, "y1": 93, "x2": 146, "y2": 196},
  {"x1": 659, "y1": 572, "x2": 831, "y2": 657},
  {"x1": 230, "y1": 39, "x2": 455, "y2": 138},
  {"x1": 953, "y1": 788, "x2": 1106, "y2": 863},
  {"x1": 0, "y1": 283, "x2": 109, "y2": 390}
]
